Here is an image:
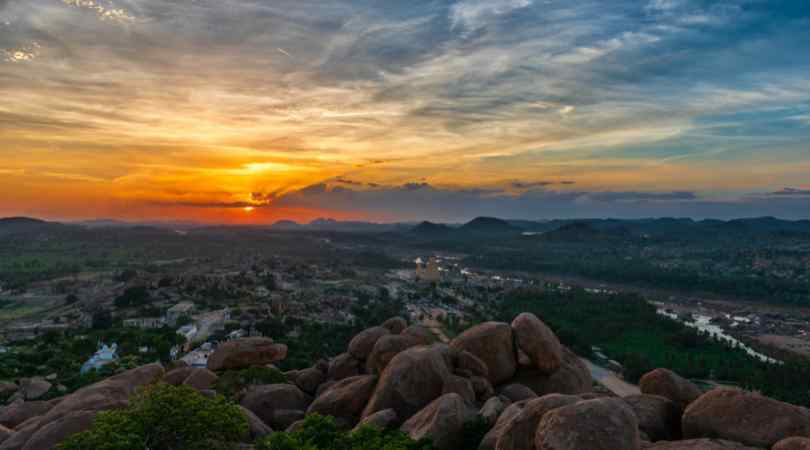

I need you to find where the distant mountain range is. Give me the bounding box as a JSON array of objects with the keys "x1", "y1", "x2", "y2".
[{"x1": 2, "y1": 215, "x2": 810, "y2": 239}]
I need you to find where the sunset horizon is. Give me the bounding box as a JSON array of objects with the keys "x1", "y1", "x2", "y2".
[{"x1": 2, "y1": 0, "x2": 809, "y2": 222}]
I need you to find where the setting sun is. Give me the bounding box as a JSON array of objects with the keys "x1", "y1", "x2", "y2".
[{"x1": 243, "y1": 207, "x2": 255, "y2": 212}]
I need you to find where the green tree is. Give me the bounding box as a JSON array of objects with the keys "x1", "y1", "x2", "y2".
[{"x1": 59, "y1": 384, "x2": 248, "y2": 450}]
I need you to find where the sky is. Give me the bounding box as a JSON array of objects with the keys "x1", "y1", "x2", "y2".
[{"x1": 1, "y1": 0, "x2": 809, "y2": 223}]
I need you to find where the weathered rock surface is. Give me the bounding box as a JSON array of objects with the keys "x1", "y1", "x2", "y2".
[
  {"x1": 183, "y1": 368, "x2": 218, "y2": 391},
  {"x1": 479, "y1": 400, "x2": 529, "y2": 450},
  {"x1": 207, "y1": 338, "x2": 287, "y2": 371},
  {"x1": 328, "y1": 353, "x2": 361, "y2": 381},
  {"x1": 0, "y1": 401, "x2": 53, "y2": 429},
  {"x1": 640, "y1": 368, "x2": 702, "y2": 409},
  {"x1": 441, "y1": 375, "x2": 475, "y2": 405},
  {"x1": 450, "y1": 322, "x2": 516, "y2": 385},
  {"x1": 354, "y1": 408, "x2": 398, "y2": 431},
  {"x1": 470, "y1": 376, "x2": 495, "y2": 402},
  {"x1": 479, "y1": 396, "x2": 508, "y2": 426},
  {"x1": 641, "y1": 438, "x2": 762, "y2": 449},
  {"x1": 348, "y1": 327, "x2": 391, "y2": 360},
  {"x1": 400, "y1": 393, "x2": 474, "y2": 450},
  {"x1": 20, "y1": 410, "x2": 96, "y2": 450},
  {"x1": 381, "y1": 317, "x2": 408, "y2": 334},
  {"x1": 308, "y1": 375, "x2": 378, "y2": 426},
  {"x1": 241, "y1": 384, "x2": 312, "y2": 430},
  {"x1": 163, "y1": 366, "x2": 195, "y2": 386},
  {"x1": 535, "y1": 397, "x2": 640, "y2": 450},
  {"x1": 623, "y1": 394, "x2": 682, "y2": 442},
  {"x1": 18, "y1": 379, "x2": 51, "y2": 401},
  {"x1": 362, "y1": 344, "x2": 454, "y2": 421},
  {"x1": 683, "y1": 388, "x2": 810, "y2": 448},
  {"x1": 0, "y1": 383, "x2": 17, "y2": 398},
  {"x1": 512, "y1": 347, "x2": 592, "y2": 396},
  {"x1": 239, "y1": 406, "x2": 273, "y2": 440},
  {"x1": 401, "y1": 325, "x2": 437, "y2": 345},
  {"x1": 511, "y1": 313, "x2": 563, "y2": 375},
  {"x1": 366, "y1": 335, "x2": 421, "y2": 375},
  {"x1": 497, "y1": 384, "x2": 537, "y2": 403},
  {"x1": 495, "y1": 394, "x2": 580, "y2": 450},
  {"x1": 294, "y1": 367, "x2": 326, "y2": 395},
  {"x1": 0, "y1": 425, "x2": 10, "y2": 445},
  {"x1": 774, "y1": 437, "x2": 810, "y2": 450}
]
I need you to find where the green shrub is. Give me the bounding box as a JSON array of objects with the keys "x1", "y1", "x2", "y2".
[
  {"x1": 58, "y1": 384, "x2": 248, "y2": 450},
  {"x1": 214, "y1": 366, "x2": 287, "y2": 399},
  {"x1": 255, "y1": 414, "x2": 432, "y2": 450}
]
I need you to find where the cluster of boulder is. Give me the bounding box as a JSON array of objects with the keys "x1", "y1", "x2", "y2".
[{"x1": 4, "y1": 312, "x2": 810, "y2": 450}]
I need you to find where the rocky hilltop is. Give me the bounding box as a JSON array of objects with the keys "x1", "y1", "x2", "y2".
[{"x1": 2, "y1": 313, "x2": 810, "y2": 450}]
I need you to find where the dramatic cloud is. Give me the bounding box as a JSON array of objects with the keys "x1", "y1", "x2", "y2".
[{"x1": 1, "y1": 0, "x2": 809, "y2": 221}]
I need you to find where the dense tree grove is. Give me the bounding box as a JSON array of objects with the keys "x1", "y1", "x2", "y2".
[{"x1": 499, "y1": 287, "x2": 810, "y2": 406}]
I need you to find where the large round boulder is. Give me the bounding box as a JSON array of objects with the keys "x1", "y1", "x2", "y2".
[
  {"x1": 441, "y1": 375, "x2": 475, "y2": 405},
  {"x1": 348, "y1": 327, "x2": 391, "y2": 360},
  {"x1": 366, "y1": 335, "x2": 421, "y2": 375},
  {"x1": 682, "y1": 388, "x2": 810, "y2": 448},
  {"x1": 163, "y1": 367, "x2": 195, "y2": 386},
  {"x1": 512, "y1": 347, "x2": 592, "y2": 396},
  {"x1": 623, "y1": 394, "x2": 682, "y2": 442},
  {"x1": 381, "y1": 317, "x2": 408, "y2": 334},
  {"x1": 240, "y1": 384, "x2": 312, "y2": 430},
  {"x1": 639, "y1": 368, "x2": 702, "y2": 409},
  {"x1": 362, "y1": 344, "x2": 453, "y2": 422},
  {"x1": 450, "y1": 322, "x2": 516, "y2": 385},
  {"x1": 307, "y1": 375, "x2": 378, "y2": 426},
  {"x1": 0, "y1": 425, "x2": 11, "y2": 445},
  {"x1": 207, "y1": 338, "x2": 287, "y2": 371},
  {"x1": 400, "y1": 393, "x2": 475, "y2": 450},
  {"x1": 774, "y1": 437, "x2": 810, "y2": 450},
  {"x1": 238, "y1": 406, "x2": 273, "y2": 440},
  {"x1": 401, "y1": 325, "x2": 437, "y2": 345},
  {"x1": 479, "y1": 396, "x2": 508, "y2": 427},
  {"x1": 355, "y1": 409, "x2": 398, "y2": 431},
  {"x1": 480, "y1": 400, "x2": 530, "y2": 450},
  {"x1": 19, "y1": 410, "x2": 96, "y2": 450},
  {"x1": 328, "y1": 353, "x2": 361, "y2": 381},
  {"x1": 497, "y1": 384, "x2": 537, "y2": 403},
  {"x1": 495, "y1": 394, "x2": 580, "y2": 450},
  {"x1": 0, "y1": 401, "x2": 53, "y2": 429},
  {"x1": 535, "y1": 397, "x2": 640, "y2": 450},
  {"x1": 294, "y1": 367, "x2": 326, "y2": 396},
  {"x1": 18, "y1": 379, "x2": 51, "y2": 401},
  {"x1": 182, "y1": 368, "x2": 218, "y2": 391},
  {"x1": 511, "y1": 313, "x2": 563, "y2": 375}
]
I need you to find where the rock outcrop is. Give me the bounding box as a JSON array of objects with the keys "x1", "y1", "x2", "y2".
[
  {"x1": 682, "y1": 388, "x2": 810, "y2": 447},
  {"x1": 307, "y1": 375, "x2": 377, "y2": 426},
  {"x1": 511, "y1": 313, "x2": 563, "y2": 375},
  {"x1": 450, "y1": 322, "x2": 517, "y2": 385},
  {"x1": 773, "y1": 437, "x2": 810, "y2": 450},
  {"x1": 640, "y1": 368, "x2": 702, "y2": 409},
  {"x1": 240, "y1": 384, "x2": 312, "y2": 430},
  {"x1": 535, "y1": 397, "x2": 641, "y2": 450},
  {"x1": 400, "y1": 393, "x2": 474, "y2": 450},
  {"x1": 207, "y1": 337, "x2": 288, "y2": 371},
  {"x1": 623, "y1": 394, "x2": 682, "y2": 442},
  {"x1": 495, "y1": 394, "x2": 580, "y2": 450}
]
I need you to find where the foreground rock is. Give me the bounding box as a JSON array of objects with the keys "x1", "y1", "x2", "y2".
[
  {"x1": 355, "y1": 409, "x2": 398, "y2": 431},
  {"x1": 366, "y1": 335, "x2": 421, "y2": 375},
  {"x1": 239, "y1": 406, "x2": 273, "y2": 440},
  {"x1": 640, "y1": 369, "x2": 702, "y2": 409},
  {"x1": 307, "y1": 375, "x2": 377, "y2": 426},
  {"x1": 362, "y1": 344, "x2": 453, "y2": 421},
  {"x1": 450, "y1": 322, "x2": 516, "y2": 385},
  {"x1": 512, "y1": 347, "x2": 592, "y2": 396},
  {"x1": 623, "y1": 394, "x2": 682, "y2": 442},
  {"x1": 479, "y1": 401, "x2": 528, "y2": 450},
  {"x1": 207, "y1": 338, "x2": 288, "y2": 371},
  {"x1": 182, "y1": 368, "x2": 218, "y2": 391},
  {"x1": 0, "y1": 426, "x2": 10, "y2": 445},
  {"x1": 536, "y1": 397, "x2": 640, "y2": 450},
  {"x1": 683, "y1": 388, "x2": 810, "y2": 447},
  {"x1": 328, "y1": 353, "x2": 361, "y2": 381},
  {"x1": 381, "y1": 317, "x2": 408, "y2": 334},
  {"x1": 18, "y1": 410, "x2": 96, "y2": 450},
  {"x1": 511, "y1": 313, "x2": 562, "y2": 375},
  {"x1": 774, "y1": 437, "x2": 810, "y2": 450},
  {"x1": 641, "y1": 438, "x2": 761, "y2": 449},
  {"x1": 495, "y1": 394, "x2": 580, "y2": 450},
  {"x1": 0, "y1": 364, "x2": 164, "y2": 450},
  {"x1": 348, "y1": 327, "x2": 390, "y2": 360},
  {"x1": 18, "y1": 379, "x2": 51, "y2": 401},
  {"x1": 0, "y1": 401, "x2": 53, "y2": 429},
  {"x1": 240, "y1": 384, "x2": 312, "y2": 430},
  {"x1": 400, "y1": 393, "x2": 474, "y2": 450}
]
